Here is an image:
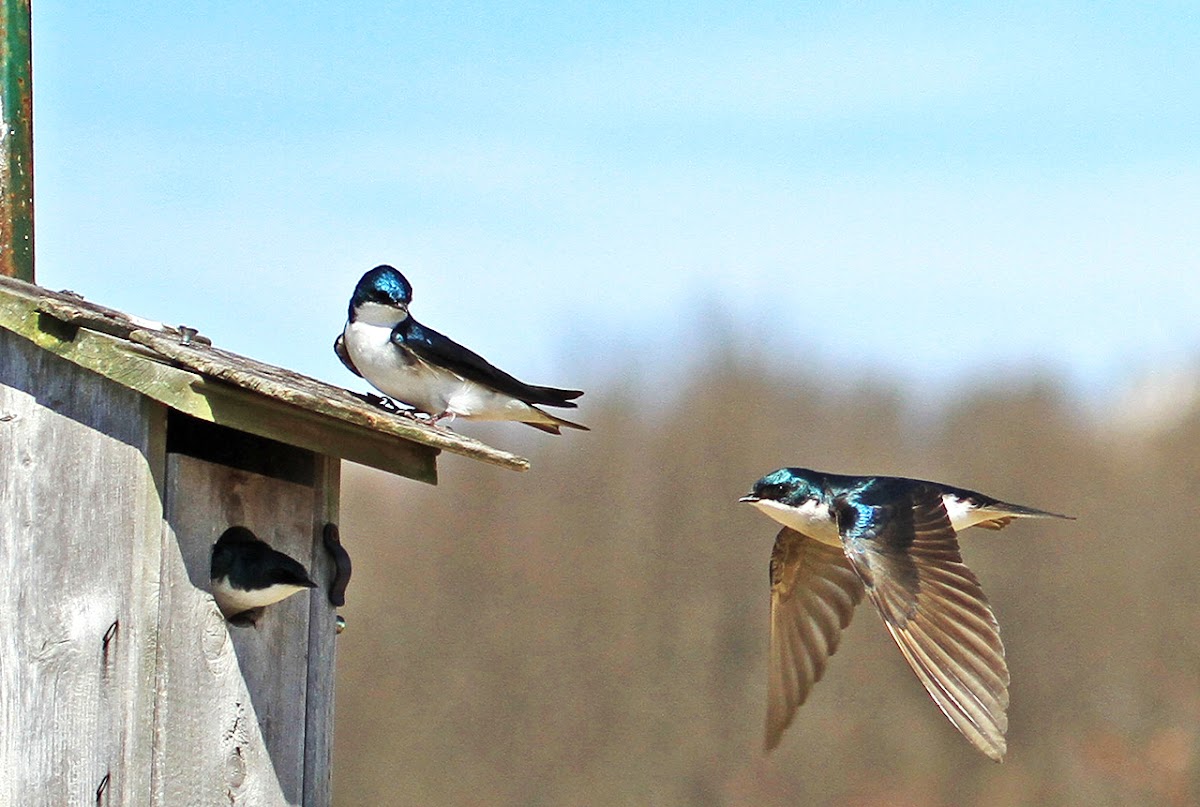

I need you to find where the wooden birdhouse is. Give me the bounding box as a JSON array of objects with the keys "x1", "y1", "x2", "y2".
[
  {"x1": 0, "y1": 277, "x2": 527, "y2": 806},
  {"x1": 0, "y1": 7, "x2": 527, "y2": 803}
]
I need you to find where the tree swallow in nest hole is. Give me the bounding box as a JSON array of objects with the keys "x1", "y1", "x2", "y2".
[{"x1": 210, "y1": 526, "x2": 317, "y2": 627}]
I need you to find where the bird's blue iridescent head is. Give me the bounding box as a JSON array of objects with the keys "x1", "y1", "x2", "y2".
[
  {"x1": 349, "y1": 265, "x2": 413, "y2": 320},
  {"x1": 742, "y1": 467, "x2": 823, "y2": 505}
]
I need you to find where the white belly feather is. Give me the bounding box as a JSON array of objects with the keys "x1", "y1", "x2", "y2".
[
  {"x1": 212, "y1": 577, "x2": 310, "y2": 617},
  {"x1": 342, "y1": 320, "x2": 551, "y2": 422}
]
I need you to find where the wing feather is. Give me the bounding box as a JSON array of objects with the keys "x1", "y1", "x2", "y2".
[
  {"x1": 765, "y1": 528, "x2": 865, "y2": 750},
  {"x1": 333, "y1": 333, "x2": 362, "y2": 378},
  {"x1": 837, "y1": 485, "x2": 1010, "y2": 761},
  {"x1": 395, "y1": 318, "x2": 583, "y2": 407}
]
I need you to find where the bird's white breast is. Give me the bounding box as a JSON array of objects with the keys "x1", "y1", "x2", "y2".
[
  {"x1": 343, "y1": 319, "x2": 451, "y2": 414},
  {"x1": 751, "y1": 499, "x2": 843, "y2": 547},
  {"x1": 211, "y1": 577, "x2": 310, "y2": 617}
]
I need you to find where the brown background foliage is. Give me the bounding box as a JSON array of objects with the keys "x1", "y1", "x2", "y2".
[{"x1": 330, "y1": 344, "x2": 1199, "y2": 806}]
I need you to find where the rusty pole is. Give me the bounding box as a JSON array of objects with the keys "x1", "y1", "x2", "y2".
[{"x1": 1, "y1": 0, "x2": 33, "y2": 282}]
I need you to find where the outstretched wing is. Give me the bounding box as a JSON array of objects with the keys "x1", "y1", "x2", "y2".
[
  {"x1": 836, "y1": 484, "x2": 1010, "y2": 761},
  {"x1": 765, "y1": 527, "x2": 865, "y2": 750},
  {"x1": 396, "y1": 318, "x2": 583, "y2": 408}
]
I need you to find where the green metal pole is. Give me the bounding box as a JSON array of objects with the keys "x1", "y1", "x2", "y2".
[{"x1": 1, "y1": 0, "x2": 33, "y2": 282}]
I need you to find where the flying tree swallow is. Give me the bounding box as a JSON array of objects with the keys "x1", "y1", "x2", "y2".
[
  {"x1": 210, "y1": 526, "x2": 318, "y2": 626},
  {"x1": 334, "y1": 265, "x2": 588, "y2": 434},
  {"x1": 739, "y1": 467, "x2": 1073, "y2": 761}
]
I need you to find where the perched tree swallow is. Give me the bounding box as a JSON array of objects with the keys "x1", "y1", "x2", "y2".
[
  {"x1": 739, "y1": 467, "x2": 1074, "y2": 761},
  {"x1": 334, "y1": 265, "x2": 588, "y2": 434},
  {"x1": 210, "y1": 527, "x2": 317, "y2": 626}
]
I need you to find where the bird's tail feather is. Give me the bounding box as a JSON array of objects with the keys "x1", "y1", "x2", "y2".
[
  {"x1": 974, "y1": 502, "x2": 1074, "y2": 530},
  {"x1": 524, "y1": 409, "x2": 589, "y2": 434}
]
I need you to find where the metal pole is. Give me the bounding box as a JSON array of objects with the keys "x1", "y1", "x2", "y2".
[{"x1": 1, "y1": 0, "x2": 33, "y2": 282}]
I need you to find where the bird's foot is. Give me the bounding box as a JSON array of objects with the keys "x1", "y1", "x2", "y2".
[
  {"x1": 425, "y1": 411, "x2": 458, "y2": 431},
  {"x1": 358, "y1": 392, "x2": 422, "y2": 419}
]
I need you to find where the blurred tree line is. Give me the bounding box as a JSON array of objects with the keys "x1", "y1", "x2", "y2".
[{"x1": 331, "y1": 344, "x2": 1199, "y2": 807}]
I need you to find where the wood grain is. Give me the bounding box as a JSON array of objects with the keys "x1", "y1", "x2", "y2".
[
  {"x1": 303, "y1": 457, "x2": 341, "y2": 806},
  {"x1": 0, "y1": 329, "x2": 166, "y2": 806}
]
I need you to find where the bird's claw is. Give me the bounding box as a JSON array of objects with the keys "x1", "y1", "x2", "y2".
[{"x1": 424, "y1": 411, "x2": 458, "y2": 431}]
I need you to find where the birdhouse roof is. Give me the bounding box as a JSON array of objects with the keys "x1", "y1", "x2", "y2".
[{"x1": 0, "y1": 275, "x2": 529, "y2": 481}]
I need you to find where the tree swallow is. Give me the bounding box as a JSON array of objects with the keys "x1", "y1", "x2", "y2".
[
  {"x1": 739, "y1": 467, "x2": 1074, "y2": 761},
  {"x1": 210, "y1": 526, "x2": 318, "y2": 626},
  {"x1": 334, "y1": 265, "x2": 588, "y2": 434}
]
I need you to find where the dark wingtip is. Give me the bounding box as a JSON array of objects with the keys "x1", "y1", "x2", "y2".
[
  {"x1": 279, "y1": 563, "x2": 318, "y2": 590},
  {"x1": 527, "y1": 386, "x2": 585, "y2": 407}
]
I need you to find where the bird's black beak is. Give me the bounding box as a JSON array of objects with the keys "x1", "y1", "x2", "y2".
[{"x1": 738, "y1": 495, "x2": 758, "y2": 503}]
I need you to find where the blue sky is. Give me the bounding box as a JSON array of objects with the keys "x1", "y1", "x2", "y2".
[{"x1": 28, "y1": 2, "x2": 1200, "y2": 402}]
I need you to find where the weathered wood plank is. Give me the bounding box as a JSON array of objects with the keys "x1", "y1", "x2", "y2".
[
  {"x1": 0, "y1": 308, "x2": 442, "y2": 480},
  {"x1": 303, "y1": 456, "x2": 340, "y2": 806},
  {"x1": 0, "y1": 329, "x2": 165, "y2": 806},
  {"x1": 153, "y1": 453, "x2": 329, "y2": 807}
]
